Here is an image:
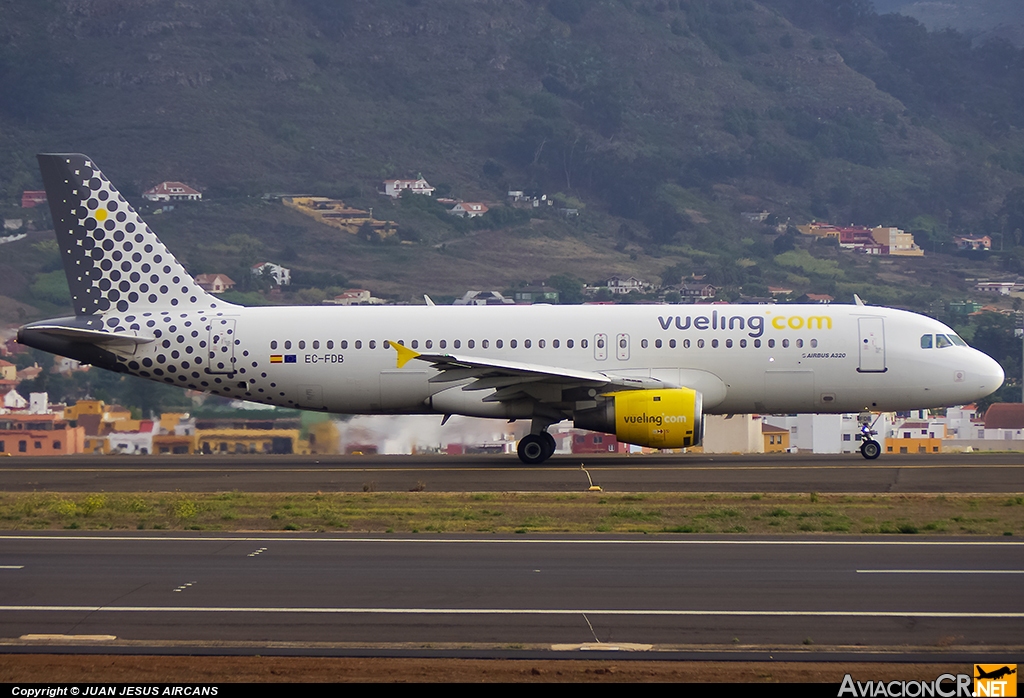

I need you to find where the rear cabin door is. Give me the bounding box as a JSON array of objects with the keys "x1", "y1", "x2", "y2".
[{"x1": 207, "y1": 318, "x2": 238, "y2": 375}]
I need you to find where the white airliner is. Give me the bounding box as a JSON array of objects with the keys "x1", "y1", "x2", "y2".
[{"x1": 18, "y1": 154, "x2": 1004, "y2": 463}]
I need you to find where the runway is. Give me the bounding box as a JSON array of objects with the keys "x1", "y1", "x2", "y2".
[
  {"x1": 1, "y1": 452, "x2": 1022, "y2": 493},
  {"x1": 0, "y1": 532, "x2": 1021, "y2": 653}
]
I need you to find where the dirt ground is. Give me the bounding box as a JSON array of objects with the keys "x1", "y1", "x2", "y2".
[{"x1": 0, "y1": 655, "x2": 976, "y2": 683}]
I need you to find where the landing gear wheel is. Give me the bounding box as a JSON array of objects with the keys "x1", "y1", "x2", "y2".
[
  {"x1": 860, "y1": 439, "x2": 881, "y2": 460},
  {"x1": 541, "y1": 432, "x2": 556, "y2": 459},
  {"x1": 518, "y1": 434, "x2": 551, "y2": 465}
]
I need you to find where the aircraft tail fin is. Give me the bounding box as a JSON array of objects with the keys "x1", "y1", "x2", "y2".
[{"x1": 37, "y1": 153, "x2": 227, "y2": 316}]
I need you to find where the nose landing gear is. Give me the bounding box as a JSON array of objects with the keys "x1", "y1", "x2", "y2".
[{"x1": 857, "y1": 409, "x2": 881, "y2": 460}]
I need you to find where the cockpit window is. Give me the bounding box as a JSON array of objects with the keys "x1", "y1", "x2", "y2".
[
  {"x1": 935, "y1": 334, "x2": 953, "y2": 348},
  {"x1": 920, "y1": 334, "x2": 933, "y2": 349},
  {"x1": 949, "y1": 334, "x2": 967, "y2": 347}
]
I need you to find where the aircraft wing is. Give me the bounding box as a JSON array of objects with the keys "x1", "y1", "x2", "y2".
[{"x1": 390, "y1": 341, "x2": 670, "y2": 404}]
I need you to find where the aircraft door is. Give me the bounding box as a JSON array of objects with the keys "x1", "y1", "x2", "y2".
[
  {"x1": 207, "y1": 318, "x2": 238, "y2": 375},
  {"x1": 594, "y1": 333, "x2": 608, "y2": 361},
  {"x1": 857, "y1": 317, "x2": 887, "y2": 373},
  {"x1": 616, "y1": 333, "x2": 630, "y2": 361}
]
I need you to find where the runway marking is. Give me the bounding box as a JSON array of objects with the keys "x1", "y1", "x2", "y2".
[
  {"x1": 0, "y1": 535, "x2": 1021, "y2": 547},
  {"x1": 857, "y1": 569, "x2": 1024, "y2": 574},
  {"x1": 1, "y1": 605, "x2": 1022, "y2": 619},
  {"x1": 0, "y1": 565, "x2": 24, "y2": 569}
]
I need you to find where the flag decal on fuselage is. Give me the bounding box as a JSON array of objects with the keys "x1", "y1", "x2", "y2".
[{"x1": 270, "y1": 355, "x2": 297, "y2": 364}]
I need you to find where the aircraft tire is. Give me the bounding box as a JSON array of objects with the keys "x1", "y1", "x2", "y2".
[
  {"x1": 518, "y1": 434, "x2": 550, "y2": 465},
  {"x1": 541, "y1": 432, "x2": 556, "y2": 459},
  {"x1": 860, "y1": 439, "x2": 881, "y2": 460}
]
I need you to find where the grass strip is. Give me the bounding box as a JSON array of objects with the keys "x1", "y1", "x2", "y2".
[{"x1": 0, "y1": 492, "x2": 1022, "y2": 535}]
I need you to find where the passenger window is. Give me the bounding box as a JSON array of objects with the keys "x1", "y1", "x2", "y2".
[
  {"x1": 539, "y1": 339, "x2": 546, "y2": 348},
  {"x1": 412, "y1": 340, "x2": 419, "y2": 349},
  {"x1": 641, "y1": 339, "x2": 648, "y2": 348},
  {"x1": 920, "y1": 334, "x2": 933, "y2": 349},
  {"x1": 683, "y1": 339, "x2": 690, "y2": 349},
  {"x1": 655, "y1": 339, "x2": 663, "y2": 349},
  {"x1": 768, "y1": 339, "x2": 775, "y2": 348},
  {"x1": 669, "y1": 339, "x2": 677, "y2": 349},
  {"x1": 510, "y1": 340, "x2": 517, "y2": 348},
  {"x1": 697, "y1": 339, "x2": 705, "y2": 348},
  {"x1": 496, "y1": 339, "x2": 503, "y2": 348},
  {"x1": 482, "y1": 339, "x2": 489, "y2": 349},
  {"x1": 327, "y1": 340, "x2": 334, "y2": 349},
  {"x1": 271, "y1": 340, "x2": 278, "y2": 350},
  {"x1": 426, "y1": 340, "x2": 433, "y2": 349},
  {"x1": 355, "y1": 340, "x2": 362, "y2": 349},
  {"x1": 285, "y1": 340, "x2": 292, "y2": 350},
  {"x1": 299, "y1": 340, "x2": 306, "y2": 350},
  {"x1": 439, "y1": 340, "x2": 447, "y2": 349},
  {"x1": 453, "y1": 340, "x2": 461, "y2": 349},
  {"x1": 341, "y1": 340, "x2": 348, "y2": 349},
  {"x1": 597, "y1": 338, "x2": 605, "y2": 349},
  {"x1": 782, "y1": 339, "x2": 789, "y2": 348},
  {"x1": 524, "y1": 339, "x2": 531, "y2": 348},
  {"x1": 581, "y1": 339, "x2": 588, "y2": 349},
  {"x1": 740, "y1": 339, "x2": 747, "y2": 348},
  {"x1": 567, "y1": 339, "x2": 573, "y2": 348},
  {"x1": 726, "y1": 339, "x2": 733, "y2": 348},
  {"x1": 468, "y1": 340, "x2": 475, "y2": 349},
  {"x1": 552, "y1": 339, "x2": 559, "y2": 348},
  {"x1": 313, "y1": 340, "x2": 320, "y2": 349},
  {"x1": 936, "y1": 334, "x2": 953, "y2": 348},
  {"x1": 712, "y1": 339, "x2": 719, "y2": 348},
  {"x1": 369, "y1": 340, "x2": 376, "y2": 349},
  {"x1": 754, "y1": 339, "x2": 761, "y2": 348},
  {"x1": 810, "y1": 339, "x2": 817, "y2": 348},
  {"x1": 795, "y1": 339, "x2": 803, "y2": 348}
]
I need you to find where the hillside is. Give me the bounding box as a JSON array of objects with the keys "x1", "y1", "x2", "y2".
[{"x1": 1, "y1": 0, "x2": 1023, "y2": 313}]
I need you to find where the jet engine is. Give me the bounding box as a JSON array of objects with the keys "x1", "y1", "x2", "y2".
[{"x1": 573, "y1": 388, "x2": 704, "y2": 449}]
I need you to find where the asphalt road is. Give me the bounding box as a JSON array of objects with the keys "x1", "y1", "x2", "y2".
[
  {"x1": 0, "y1": 533, "x2": 1021, "y2": 653},
  {"x1": 1, "y1": 452, "x2": 1022, "y2": 493}
]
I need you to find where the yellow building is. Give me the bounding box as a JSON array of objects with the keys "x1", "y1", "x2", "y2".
[
  {"x1": 762, "y1": 423, "x2": 790, "y2": 452},
  {"x1": 885, "y1": 421, "x2": 944, "y2": 454},
  {"x1": 871, "y1": 226, "x2": 924, "y2": 256},
  {"x1": 195, "y1": 428, "x2": 309, "y2": 455},
  {"x1": 283, "y1": 196, "x2": 398, "y2": 239}
]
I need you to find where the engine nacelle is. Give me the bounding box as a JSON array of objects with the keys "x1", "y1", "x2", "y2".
[{"x1": 574, "y1": 388, "x2": 704, "y2": 449}]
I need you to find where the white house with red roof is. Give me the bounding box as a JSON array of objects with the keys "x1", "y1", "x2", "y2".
[
  {"x1": 143, "y1": 182, "x2": 202, "y2": 202},
  {"x1": 251, "y1": 262, "x2": 291, "y2": 286},
  {"x1": 382, "y1": 177, "x2": 435, "y2": 198},
  {"x1": 449, "y1": 202, "x2": 489, "y2": 218}
]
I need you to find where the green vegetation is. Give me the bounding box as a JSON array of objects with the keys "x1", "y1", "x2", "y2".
[{"x1": 0, "y1": 491, "x2": 1020, "y2": 535}]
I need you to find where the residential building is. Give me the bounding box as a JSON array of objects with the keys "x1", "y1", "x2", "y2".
[
  {"x1": 324, "y1": 289, "x2": 385, "y2": 306},
  {"x1": 453, "y1": 291, "x2": 514, "y2": 306},
  {"x1": 762, "y1": 423, "x2": 790, "y2": 452},
  {"x1": 513, "y1": 286, "x2": 559, "y2": 304},
  {"x1": 0, "y1": 360, "x2": 15, "y2": 381},
  {"x1": 143, "y1": 182, "x2": 202, "y2": 202},
  {"x1": 251, "y1": 262, "x2": 291, "y2": 286},
  {"x1": 21, "y1": 191, "x2": 47, "y2": 208},
  {"x1": 955, "y1": 235, "x2": 992, "y2": 251},
  {"x1": 702, "y1": 414, "x2": 764, "y2": 454},
  {"x1": 679, "y1": 284, "x2": 716, "y2": 300},
  {"x1": 283, "y1": 196, "x2": 397, "y2": 238},
  {"x1": 606, "y1": 276, "x2": 649, "y2": 295},
  {"x1": 975, "y1": 281, "x2": 1016, "y2": 295},
  {"x1": 449, "y1": 202, "x2": 489, "y2": 218},
  {"x1": 194, "y1": 274, "x2": 236, "y2": 294},
  {"x1": 0, "y1": 412, "x2": 85, "y2": 455},
  {"x1": 871, "y1": 226, "x2": 923, "y2": 256},
  {"x1": 382, "y1": 176, "x2": 435, "y2": 198}
]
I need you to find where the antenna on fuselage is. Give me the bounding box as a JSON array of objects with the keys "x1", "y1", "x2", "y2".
[{"x1": 853, "y1": 294, "x2": 866, "y2": 306}]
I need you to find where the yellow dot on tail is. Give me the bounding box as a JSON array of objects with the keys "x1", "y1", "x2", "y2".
[{"x1": 94, "y1": 209, "x2": 107, "y2": 221}]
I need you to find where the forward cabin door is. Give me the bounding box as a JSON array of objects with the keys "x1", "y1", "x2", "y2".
[{"x1": 857, "y1": 317, "x2": 887, "y2": 373}]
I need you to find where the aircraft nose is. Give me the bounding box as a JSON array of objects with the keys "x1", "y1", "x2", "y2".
[{"x1": 973, "y1": 350, "x2": 1004, "y2": 398}]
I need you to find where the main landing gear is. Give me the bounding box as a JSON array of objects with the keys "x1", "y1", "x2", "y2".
[{"x1": 517, "y1": 432, "x2": 556, "y2": 465}]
